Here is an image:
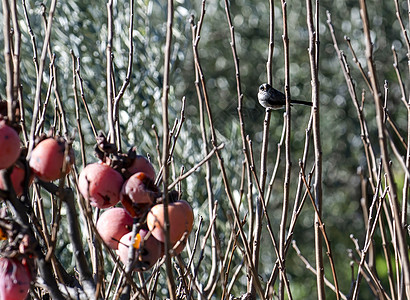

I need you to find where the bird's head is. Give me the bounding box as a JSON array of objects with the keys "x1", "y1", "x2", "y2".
[{"x1": 258, "y1": 83, "x2": 270, "y2": 93}]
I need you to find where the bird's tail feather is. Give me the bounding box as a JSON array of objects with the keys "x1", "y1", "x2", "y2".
[{"x1": 291, "y1": 99, "x2": 312, "y2": 106}]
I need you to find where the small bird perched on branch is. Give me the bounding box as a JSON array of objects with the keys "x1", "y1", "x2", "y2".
[{"x1": 257, "y1": 83, "x2": 312, "y2": 110}]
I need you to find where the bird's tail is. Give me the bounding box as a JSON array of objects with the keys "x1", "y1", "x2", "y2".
[{"x1": 291, "y1": 99, "x2": 313, "y2": 106}]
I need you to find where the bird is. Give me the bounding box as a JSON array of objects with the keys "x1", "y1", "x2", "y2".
[{"x1": 257, "y1": 83, "x2": 312, "y2": 110}]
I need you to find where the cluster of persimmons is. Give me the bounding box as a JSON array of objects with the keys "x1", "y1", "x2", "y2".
[{"x1": 0, "y1": 116, "x2": 194, "y2": 299}]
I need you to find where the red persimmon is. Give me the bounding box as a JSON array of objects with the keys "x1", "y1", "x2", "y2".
[
  {"x1": 78, "y1": 163, "x2": 124, "y2": 209},
  {"x1": 116, "y1": 229, "x2": 163, "y2": 271},
  {"x1": 29, "y1": 138, "x2": 74, "y2": 181},
  {"x1": 0, "y1": 258, "x2": 31, "y2": 300},
  {"x1": 0, "y1": 165, "x2": 33, "y2": 196},
  {"x1": 120, "y1": 172, "x2": 159, "y2": 218},
  {"x1": 96, "y1": 207, "x2": 133, "y2": 249},
  {"x1": 147, "y1": 200, "x2": 194, "y2": 244},
  {"x1": 127, "y1": 155, "x2": 155, "y2": 180},
  {"x1": 0, "y1": 121, "x2": 21, "y2": 170}
]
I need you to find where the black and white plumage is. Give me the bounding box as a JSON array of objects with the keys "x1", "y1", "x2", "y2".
[{"x1": 257, "y1": 83, "x2": 312, "y2": 110}]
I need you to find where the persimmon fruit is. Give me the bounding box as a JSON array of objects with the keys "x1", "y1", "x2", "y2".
[
  {"x1": 120, "y1": 172, "x2": 158, "y2": 218},
  {"x1": 147, "y1": 200, "x2": 194, "y2": 244},
  {"x1": 116, "y1": 229, "x2": 163, "y2": 271},
  {"x1": 96, "y1": 207, "x2": 133, "y2": 249},
  {"x1": 78, "y1": 163, "x2": 124, "y2": 209},
  {"x1": 0, "y1": 165, "x2": 32, "y2": 196},
  {"x1": 0, "y1": 257, "x2": 31, "y2": 300},
  {"x1": 127, "y1": 155, "x2": 156, "y2": 180},
  {"x1": 0, "y1": 121, "x2": 21, "y2": 170},
  {"x1": 29, "y1": 137, "x2": 74, "y2": 181}
]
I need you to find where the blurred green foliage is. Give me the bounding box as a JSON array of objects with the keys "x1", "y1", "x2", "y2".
[{"x1": 0, "y1": 0, "x2": 408, "y2": 298}]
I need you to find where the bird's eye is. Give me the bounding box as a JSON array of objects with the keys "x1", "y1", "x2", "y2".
[{"x1": 259, "y1": 85, "x2": 265, "y2": 91}]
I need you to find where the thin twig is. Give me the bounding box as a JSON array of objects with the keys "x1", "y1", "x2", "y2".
[
  {"x1": 2, "y1": 0, "x2": 14, "y2": 121},
  {"x1": 278, "y1": 0, "x2": 292, "y2": 297},
  {"x1": 22, "y1": 0, "x2": 39, "y2": 76},
  {"x1": 35, "y1": 57, "x2": 55, "y2": 136},
  {"x1": 10, "y1": 0, "x2": 20, "y2": 120},
  {"x1": 106, "y1": 0, "x2": 115, "y2": 145},
  {"x1": 168, "y1": 144, "x2": 224, "y2": 190},
  {"x1": 300, "y1": 163, "x2": 341, "y2": 300},
  {"x1": 70, "y1": 51, "x2": 86, "y2": 168},
  {"x1": 391, "y1": 45, "x2": 410, "y2": 228},
  {"x1": 265, "y1": 115, "x2": 286, "y2": 206},
  {"x1": 292, "y1": 241, "x2": 348, "y2": 300},
  {"x1": 344, "y1": 36, "x2": 373, "y2": 93},
  {"x1": 75, "y1": 57, "x2": 98, "y2": 140},
  {"x1": 266, "y1": 0, "x2": 274, "y2": 85},
  {"x1": 187, "y1": 202, "x2": 218, "y2": 300},
  {"x1": 27, "y1": 0, "x2": 57, "y2": 157},
  {"x1": 113, "y1": 0, "x2": 134, "y2": 152},
  {"x1": 306, "y1": 0, "x2": 326, "y2": 298},
  {"x1": 221, "y1": 232, "x2": 239, "y2": 300},
  {"x1": 247, "y1": 137, "x2": 293, "y2": 300},
  {"x1": 379, "y1": 211, "x2": 397, "y2": 300},
  {"x1": 39, "y1": 9, "x2": 68, "y2": 138},
  {"x1": 161, "y1": 0, "x2": 176, "y2": 297},
  {"x1": 393, "y1": 0, "x2": 410, "y2": 54}
]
